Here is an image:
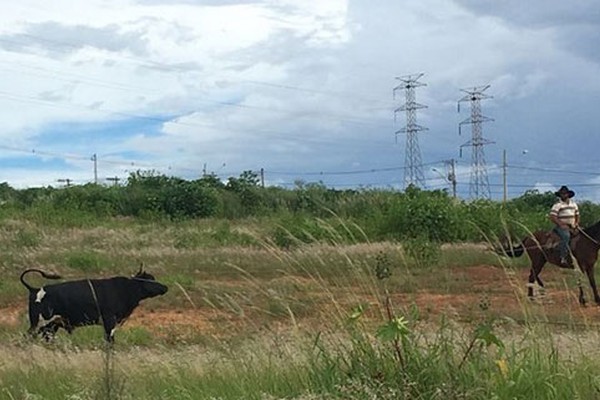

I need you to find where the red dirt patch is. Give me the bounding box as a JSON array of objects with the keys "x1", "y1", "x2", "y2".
[{"x1": 3, "y1": 264, "x2": 599, "y2": 334}]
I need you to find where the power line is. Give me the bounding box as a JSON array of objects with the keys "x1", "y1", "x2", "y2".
[
  {"x1": 0, "y1": 61, "x2": 159, "y2": 95},
  {"x1": 0, "y1": 144, "x2": 198, "y2": 176},
  {"x1": 0, "y1": 33, "x2": 397, "y2": 110},
  {"x1": 0, "y1": 60, "x2": 389, "y2": 130},
  {"x1": 0, "y1": 144, "x2": 452, "y2": 180},
  {"x1": 508, "y1": 164, "x2": 600, "y2": 176},
  {"x1": 242, "y1": 80, "x2": 394, "y2": 107},
  {"x1": 0, "y1": 90, "x2": 397, "y2": 149},
  {"x1": 266, "y1": 160, "x2": 445, "y2": 176}
]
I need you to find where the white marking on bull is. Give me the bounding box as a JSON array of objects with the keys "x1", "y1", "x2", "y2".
[
  {"x1": 110, "y1": 328, "x2": 117, "y2": 338},
  {"x1": 35, "y1": 288, "x2": 46, "y2": 303}
]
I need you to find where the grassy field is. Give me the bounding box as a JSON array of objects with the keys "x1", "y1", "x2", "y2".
[{"x1": 2, "y1": 217, "x2": 600, "y2": 399}]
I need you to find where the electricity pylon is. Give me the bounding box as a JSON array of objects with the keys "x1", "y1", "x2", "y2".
[
  {"x1": 394, "y1": 73, "x2": 428, "y2": 189},
  {"x1": 458, "y1": 85, "x2": 494, "y2": 200}
]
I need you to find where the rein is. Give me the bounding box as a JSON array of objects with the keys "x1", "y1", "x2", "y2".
[
  {"x1": 502, "y1": 226, "x2": 600, "y2": 253},
  {"x1": 577, "y1": 227, "x2": 600, "y2": 245}
]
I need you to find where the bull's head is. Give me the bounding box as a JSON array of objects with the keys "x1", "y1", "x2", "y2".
[
  {"x1": 136, "y1": 278, "x2": 168, "y2": 298},
  {"x1": 132, "y1": 264, "x2": 168, "y2": 298}
]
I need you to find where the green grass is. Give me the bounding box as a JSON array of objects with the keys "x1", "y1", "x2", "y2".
[{"x1": 2, "y1": 322, "x2": 600, "y2": 399}]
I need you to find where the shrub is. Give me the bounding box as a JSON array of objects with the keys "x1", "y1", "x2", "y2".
[{"x1": 381, "y1": 186, "x2": 460, "y2": 242}]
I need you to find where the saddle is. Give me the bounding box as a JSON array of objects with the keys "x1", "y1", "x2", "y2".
[{"x1": 543, "y1": 228, "x2": 580, "y2": 252}]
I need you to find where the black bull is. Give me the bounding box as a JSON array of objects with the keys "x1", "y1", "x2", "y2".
[{"x1": 20, "y1": 268, "x2": 168, "y2": 342}]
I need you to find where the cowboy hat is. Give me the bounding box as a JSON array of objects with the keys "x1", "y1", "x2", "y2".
[{"x1": 555, "y1": 185, "x2": 575, "y2": 198}]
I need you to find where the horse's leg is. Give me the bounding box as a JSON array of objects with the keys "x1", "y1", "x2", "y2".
[
  {"x1": 527, "y1": 259, "x2": 545, "y2": 299},
  {"x1": 577, "y1": 271, "x2": 586, "y2": 306},
  {"x1": 583, "y1": 264, "x2": 600, "y2": 305},
  {"x1": 571, "y1": 262, "x2": 587, "y2": 306},
  {"x1": 527, "y1": 268, "x2": 536, "y2": 298}
]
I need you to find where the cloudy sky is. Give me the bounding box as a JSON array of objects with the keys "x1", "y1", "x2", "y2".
[{"x1": 0, "y1": 0, "x2": 599, "y2": 200}]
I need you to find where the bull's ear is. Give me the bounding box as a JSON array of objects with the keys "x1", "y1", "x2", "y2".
[{"x1": 137, "y1": 262, "x2": 144, "y2": 276}]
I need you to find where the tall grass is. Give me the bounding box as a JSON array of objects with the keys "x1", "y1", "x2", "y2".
[
  {"x1": 3, "y1": 320, "x2": 600, "y2": 398},
  {"x1": 2, "y1": 217, "x2": 600, "y2": 398}
]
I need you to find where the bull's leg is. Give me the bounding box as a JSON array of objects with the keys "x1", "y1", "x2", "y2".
[
  {"x1": 64, "y1": 321, "x2": 74, "y2": 334},
  {"x1": 38, "y1": 321, "x2": 60, "y2": 342},
  {"x1": 38, "y1": 317, "x2": 71, "y2": 341},
  {"x1": 27, "y1": 305, "x2": 40, "y2": 336},
  {"x1": 102, "y1": 317, "x2": 117, "y2": 343}
]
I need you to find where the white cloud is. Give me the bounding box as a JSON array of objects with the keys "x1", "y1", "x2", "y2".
[{"x1": 0, "y1": 0, "x2": 598, "y2": 200}]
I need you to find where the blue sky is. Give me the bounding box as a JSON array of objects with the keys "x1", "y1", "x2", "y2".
[{"x1": 0, "y1": 0, "x2": 599, "y2": 201}]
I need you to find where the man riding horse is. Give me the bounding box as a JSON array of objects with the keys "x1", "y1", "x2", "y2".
[
  {"x1": 501, "y1": 184, "x2": 600, "y2": 306},
  {"x1": 549, "y1": 185, "x2": 579, "y2": 267}
]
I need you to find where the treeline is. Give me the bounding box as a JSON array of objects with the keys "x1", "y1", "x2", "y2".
[{"x1": 2, "y1": 170, "x2": 600, "y2": 244}]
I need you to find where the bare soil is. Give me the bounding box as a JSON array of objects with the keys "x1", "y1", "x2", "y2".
[{"x1": 3, "y1": 264, "x2": 599, "y2": 337}]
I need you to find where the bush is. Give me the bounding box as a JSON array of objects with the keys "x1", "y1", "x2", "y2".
[
  {"x1": 3, "y1": 172, "x2": 599, "y2": 245},
  {"x1": 380, "y1": 186, "x2": 461, "y2": 242}
]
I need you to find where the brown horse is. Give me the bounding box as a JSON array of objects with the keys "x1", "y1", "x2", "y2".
[{"x1": 501, "y1": 219, "x2": 600, "y2": 305}]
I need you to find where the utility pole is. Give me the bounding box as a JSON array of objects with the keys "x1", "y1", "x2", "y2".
[
  {"x1": 448, "y1": 159, "x2": 457, "y2": 199},
  {"x1": 260, "y1": 168, "x2": 265, "y2": 188},
  {"x1": 502, "y1": 149, "x2": 507, "y2": 202},
  {"x1": 433, "y1": 160, "x2": 457, "y2": 198},
  {"x1": 91, "y1": 153, "x2": 98, "y2": 185},
  {"x1": 458, "y1": 85, "x2": 495, "y2": 200},
  {"x1": 394, "y1": 73, "x2": 428, "y2": 189}
]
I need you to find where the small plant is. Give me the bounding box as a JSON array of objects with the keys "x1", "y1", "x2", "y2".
[
  {"x1": 372, "y1": 251, "x2": 407, "y2": 368},
  {"x1": 376, "y1": 315, "x2": 410, "y2": 368},
  {"x1": 374, "y1": 251, "x2": 392, "y2": 280},
  {"x1": 403, "y1": 235, "x2": 441, "y2": 267},
  {"x1": 458, "y1": 321, "x2": 504, "y2": 370}
]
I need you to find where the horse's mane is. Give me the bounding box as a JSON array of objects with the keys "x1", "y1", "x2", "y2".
[{"x1": 583, "y1": 219, "x2": 600, "y2": 240}]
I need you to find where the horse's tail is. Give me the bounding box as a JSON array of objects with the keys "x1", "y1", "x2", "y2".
[
  {"x1": 494, "y1": 237, "x2": 525, "y2": 258},
  {"x1": 20, "y1": 269, "x2": 61, "y2": 292},
  {"x1": 501, "y1": 243, "x2": 524, "y2": 258}
]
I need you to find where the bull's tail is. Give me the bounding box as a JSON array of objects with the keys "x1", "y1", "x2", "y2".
[{"x1": 20, "y1": 269, "x2": 61, "y2": 291}]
